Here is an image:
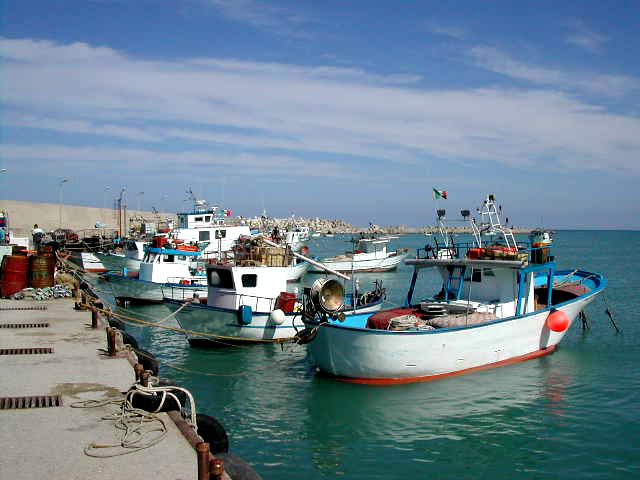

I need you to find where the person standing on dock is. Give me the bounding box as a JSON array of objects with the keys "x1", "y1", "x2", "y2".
[{"x1": 32, "y1": 224, "x2": 45, "y2": 253}]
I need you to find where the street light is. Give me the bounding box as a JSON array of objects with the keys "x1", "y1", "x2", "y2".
[
  {"x1": 137, "y1": 191, "x2": 144, "y2": 213},
  {"x1": 103, "y1": 186, "x2": 111, "y2": 225},
  {"x1": 58, "y1": 177, "x2": 70, "y2": 228}
]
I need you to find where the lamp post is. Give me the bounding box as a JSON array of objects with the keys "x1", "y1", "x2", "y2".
[
  {"x1": 137, "y1": 191, "x2": 144, "y2": 213},
  {"x1": 58, "y1": 177, "x2": 69, "y2": 228},
  {"x1": 103, "y1": 186, "x2": 111, "y2": 225}
]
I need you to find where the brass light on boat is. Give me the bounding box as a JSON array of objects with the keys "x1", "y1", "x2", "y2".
[{"x1": 310, "y1": 278, "x2": 345, "y2": 314}]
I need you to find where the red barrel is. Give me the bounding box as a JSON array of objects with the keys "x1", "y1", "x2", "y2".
[
  {"x1": 275, "y1": 292, "x2": 297, "y2": 313},
  {"x1": 1, "y1": 255, "x2": 29, "y2": 297},
  {"x1": 29, "y1": 255, "x2": 55, "y2": 288}
]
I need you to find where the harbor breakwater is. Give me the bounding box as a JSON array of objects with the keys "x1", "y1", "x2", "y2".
[{"x1": 0, "y1": 199, "x2": 532, "y2": 237}]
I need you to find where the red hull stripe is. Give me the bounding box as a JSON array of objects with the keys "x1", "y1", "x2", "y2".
[{"x1": 335, "y1": 345, "x2": 557, "y2": 385}]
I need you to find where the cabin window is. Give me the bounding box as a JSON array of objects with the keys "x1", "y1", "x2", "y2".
[
  {"x1": 199, "y1": 231, "x2": 210, "y2": 241},
  {"x1": 195, "y1": 216, "x2": 203, "y2": 222},
  {"x1": 205, "y1": 216, "x2": 211, "y2": 222},
  {"x1": 483, "y1": 268, "x2": 495, "y2": 277},
  {"x1": 177, "y1": 255, "x2": 187, "y2": 261},
  {"x1": 208, "y1": 269, "x2": 234, "y2": 288},
  {"x1": 241, "y1": 274, "x2": 257, "y2": 287},
  {"x1": 163, "y1": 255, "x2": 175, "y2": 263}
]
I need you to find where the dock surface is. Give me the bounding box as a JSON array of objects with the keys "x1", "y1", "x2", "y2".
[{"x1": 0, "y1": 297, "x2": 197, "y2": 480}]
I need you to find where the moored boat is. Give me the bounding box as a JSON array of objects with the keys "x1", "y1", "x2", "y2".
[
  {"x1": 299, "y1": 193, "x2": 607, "y2": 384},
  {"x1": 308, "y1": 233, "x2": 409, "y2": 274},
  {"x1": 103, "y1": 245, "x2": 208, "y2": 303},
  {"x1": 162, "y1": 240, "x2": 387, "y2": 345}
]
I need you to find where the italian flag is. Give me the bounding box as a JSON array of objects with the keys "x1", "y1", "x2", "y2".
[{"x1": 433, "y1": 188, "x2": 448, "y2": 200}]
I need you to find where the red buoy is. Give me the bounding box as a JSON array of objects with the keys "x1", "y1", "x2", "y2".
[{"x1": 547, "y1": 310, "x2": 570, "y2": 332}]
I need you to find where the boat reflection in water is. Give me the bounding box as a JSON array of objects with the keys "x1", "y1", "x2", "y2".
[{"x1": 302, "y1": 354, "x2": 575, "y2": 475}]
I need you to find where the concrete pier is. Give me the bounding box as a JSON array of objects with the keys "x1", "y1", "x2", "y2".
[{"x1": 0, "y1": 297, "x2": 200, "y2": 480}]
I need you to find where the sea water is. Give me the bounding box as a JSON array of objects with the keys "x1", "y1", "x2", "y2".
[{"x1": 88, "y1": 231, "x2": 640, "y2": 479}]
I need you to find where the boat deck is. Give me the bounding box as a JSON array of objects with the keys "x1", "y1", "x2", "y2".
[{"x1": 366, "y1": 306, "x2": 497, "y2": 331}]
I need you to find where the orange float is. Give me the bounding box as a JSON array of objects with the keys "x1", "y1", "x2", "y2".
[{"x1": 546, "y1": 310, "x2": 570, "y2": 332}]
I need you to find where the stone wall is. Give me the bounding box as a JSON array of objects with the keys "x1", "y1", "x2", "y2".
[{"x1": 0, "y1": 200, "x2": 174, "y2": 236}]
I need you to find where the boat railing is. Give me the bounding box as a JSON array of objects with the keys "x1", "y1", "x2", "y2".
[{"x1": 416, "y1": 241, "x2": 554, "y2": 265}]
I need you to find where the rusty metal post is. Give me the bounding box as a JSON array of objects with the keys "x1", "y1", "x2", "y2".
[
  {"x1": 140, "y1": 370, "x2": 150, "y2": 387},
  {"x1": 196, "y1": 442, "x2": 210, "y2": 480},
  {"x1": 107, "y1": 327, "x2": 117, "y2": 356},
  {"x1": 210, "y1": 458, "x2": 225, "y2": 479},
  {"x1": 91, "y1": 307, "x2": 99, "y2": 328},
  {"x1": 134, "y1": 363, "x2": 144, "y2": 381}
]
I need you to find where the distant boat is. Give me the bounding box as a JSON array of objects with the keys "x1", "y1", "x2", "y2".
[
  {"x1": 308, "y1": 234, "x2": 409, "y2": 273},
  {"x1": 299, "y1": 193, "x2": 607, "y2": 384}
]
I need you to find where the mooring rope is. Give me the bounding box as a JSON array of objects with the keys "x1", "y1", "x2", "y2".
[{"x1": 71, "y1": 395, "x2": 168, "y2": 458}]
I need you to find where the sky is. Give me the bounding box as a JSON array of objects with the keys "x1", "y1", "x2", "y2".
[{"x1": 1, "y1": 0, "x2": 639, "y2": 229}]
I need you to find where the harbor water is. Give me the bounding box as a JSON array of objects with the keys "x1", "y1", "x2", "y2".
[{"x1": 88, "y1": 231, "x2": 639, "y2": 479}]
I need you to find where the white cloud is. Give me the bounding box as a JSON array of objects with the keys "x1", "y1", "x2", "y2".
[
  {"x1": 469, "y1": 45, "x2": 638, "y2": 96},
  {"x1": 1, "y1": 37, "x2": 640, "y2": 182},
  {"x1": 424, "y1": 22, "x2": 467, "y2": 40},
  {"x1": 565, "y1": 19, "x2": 609, "y2": 53},
  {"x1": 207, "y1": 0, "x2": 309, "y2": 36}
]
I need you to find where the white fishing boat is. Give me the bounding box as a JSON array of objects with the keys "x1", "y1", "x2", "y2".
[
  {"x1": 308, "y1": 234, "x2": 409, "y2": 273},
  {"x1": 68, "y1": 251, "x2": 108, "y2": 273},
  {"x1": 94, "y1": 238, "x2": 145, "y2": 273},
  {"x1": 103, "y1": 244, "x2": 208, "y2": 303},
  {"x1": 171, "y1": 205, "x2": 251, "y2": 260},
  {"x1": 299, "y1": 193, "x2": 607, "y2": 384},
  {"x1": 162, "y1": 239, "x2": 386, "y2": 345}
]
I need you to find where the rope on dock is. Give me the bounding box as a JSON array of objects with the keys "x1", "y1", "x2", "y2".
[{"x1": 71, "y1": 395, "x2": 168, "y2": 458}]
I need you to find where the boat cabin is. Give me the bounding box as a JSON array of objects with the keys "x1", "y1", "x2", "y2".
[
  {"x1": 173, "y1": 207, "x2": 251, "y2": 256},
  {"x1": 351, "y1": 236, "x2": 395, "y2": 258},
  {"x1": 139, "y1": 247, "x2": 203, "y2": 284},
  {"x1": 205, "y1": 264, "x2": 291, "y2": 312}
]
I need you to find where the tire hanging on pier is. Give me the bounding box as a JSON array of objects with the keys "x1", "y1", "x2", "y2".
[{"x1": 196, "y1": 413, "x2": 229, "y2": 454}]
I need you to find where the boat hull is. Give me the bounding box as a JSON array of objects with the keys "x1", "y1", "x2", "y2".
[
  {"x1": 68, "y1": 251, "x2": 107, "y2": 273},
  {"x1": 104, "y1": 274, "x2": 207, "y2": 303},
  {"x1": 94, "y1": 252, "x2": 141, "y2": 273},
  {"x1": 303, "y1": 292, "x2": 600, "y2": 384},
  {"x1": 287, "y1": 260, "x2": 310, "y2": 282},
  {"x1": 164, "y1": 296, "x2": 384, "y2": 344}
]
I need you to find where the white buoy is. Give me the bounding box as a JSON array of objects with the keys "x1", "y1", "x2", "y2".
[{"x1": 270, "y1": 309, "x2": 286, "y2": 325}]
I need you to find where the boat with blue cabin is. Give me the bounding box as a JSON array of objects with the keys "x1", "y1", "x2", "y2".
[
  {"x1": 298, "y1": 193, "x2": 607, "y2": 384},
  {"x1": 103, "y1": 243, "x2": 208, "y2": 303}
]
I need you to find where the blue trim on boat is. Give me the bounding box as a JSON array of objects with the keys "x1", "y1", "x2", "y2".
[
  {"x1": 146, "y1": 247, "x2": 202, "y2": 256},
  {"x1": 303, "y1": 269, "x2": 607, "y2": 335}
]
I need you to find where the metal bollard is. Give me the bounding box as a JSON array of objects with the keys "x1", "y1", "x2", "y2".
[
  {"x1": 91, "y1": 307, "x2": 99, "y2": 328},
  {"x1": 134, "y1": 363, "x2": 144, "y2": 382},
  {"x1": 196, "y1": 442, "x2": 210, "y2": 480},
  {"x1": 140, "y1": 370, "x2": 152, "y2": 387},
  {"x1": 210, "y1": 458, "x2": 225, "y2": 479},
  {"x1": 106, "y1": 327, "x2": 117, "y2": 356},
  {"x1": 92, "y1": 301, "x2": 103, "y2": 329}
]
